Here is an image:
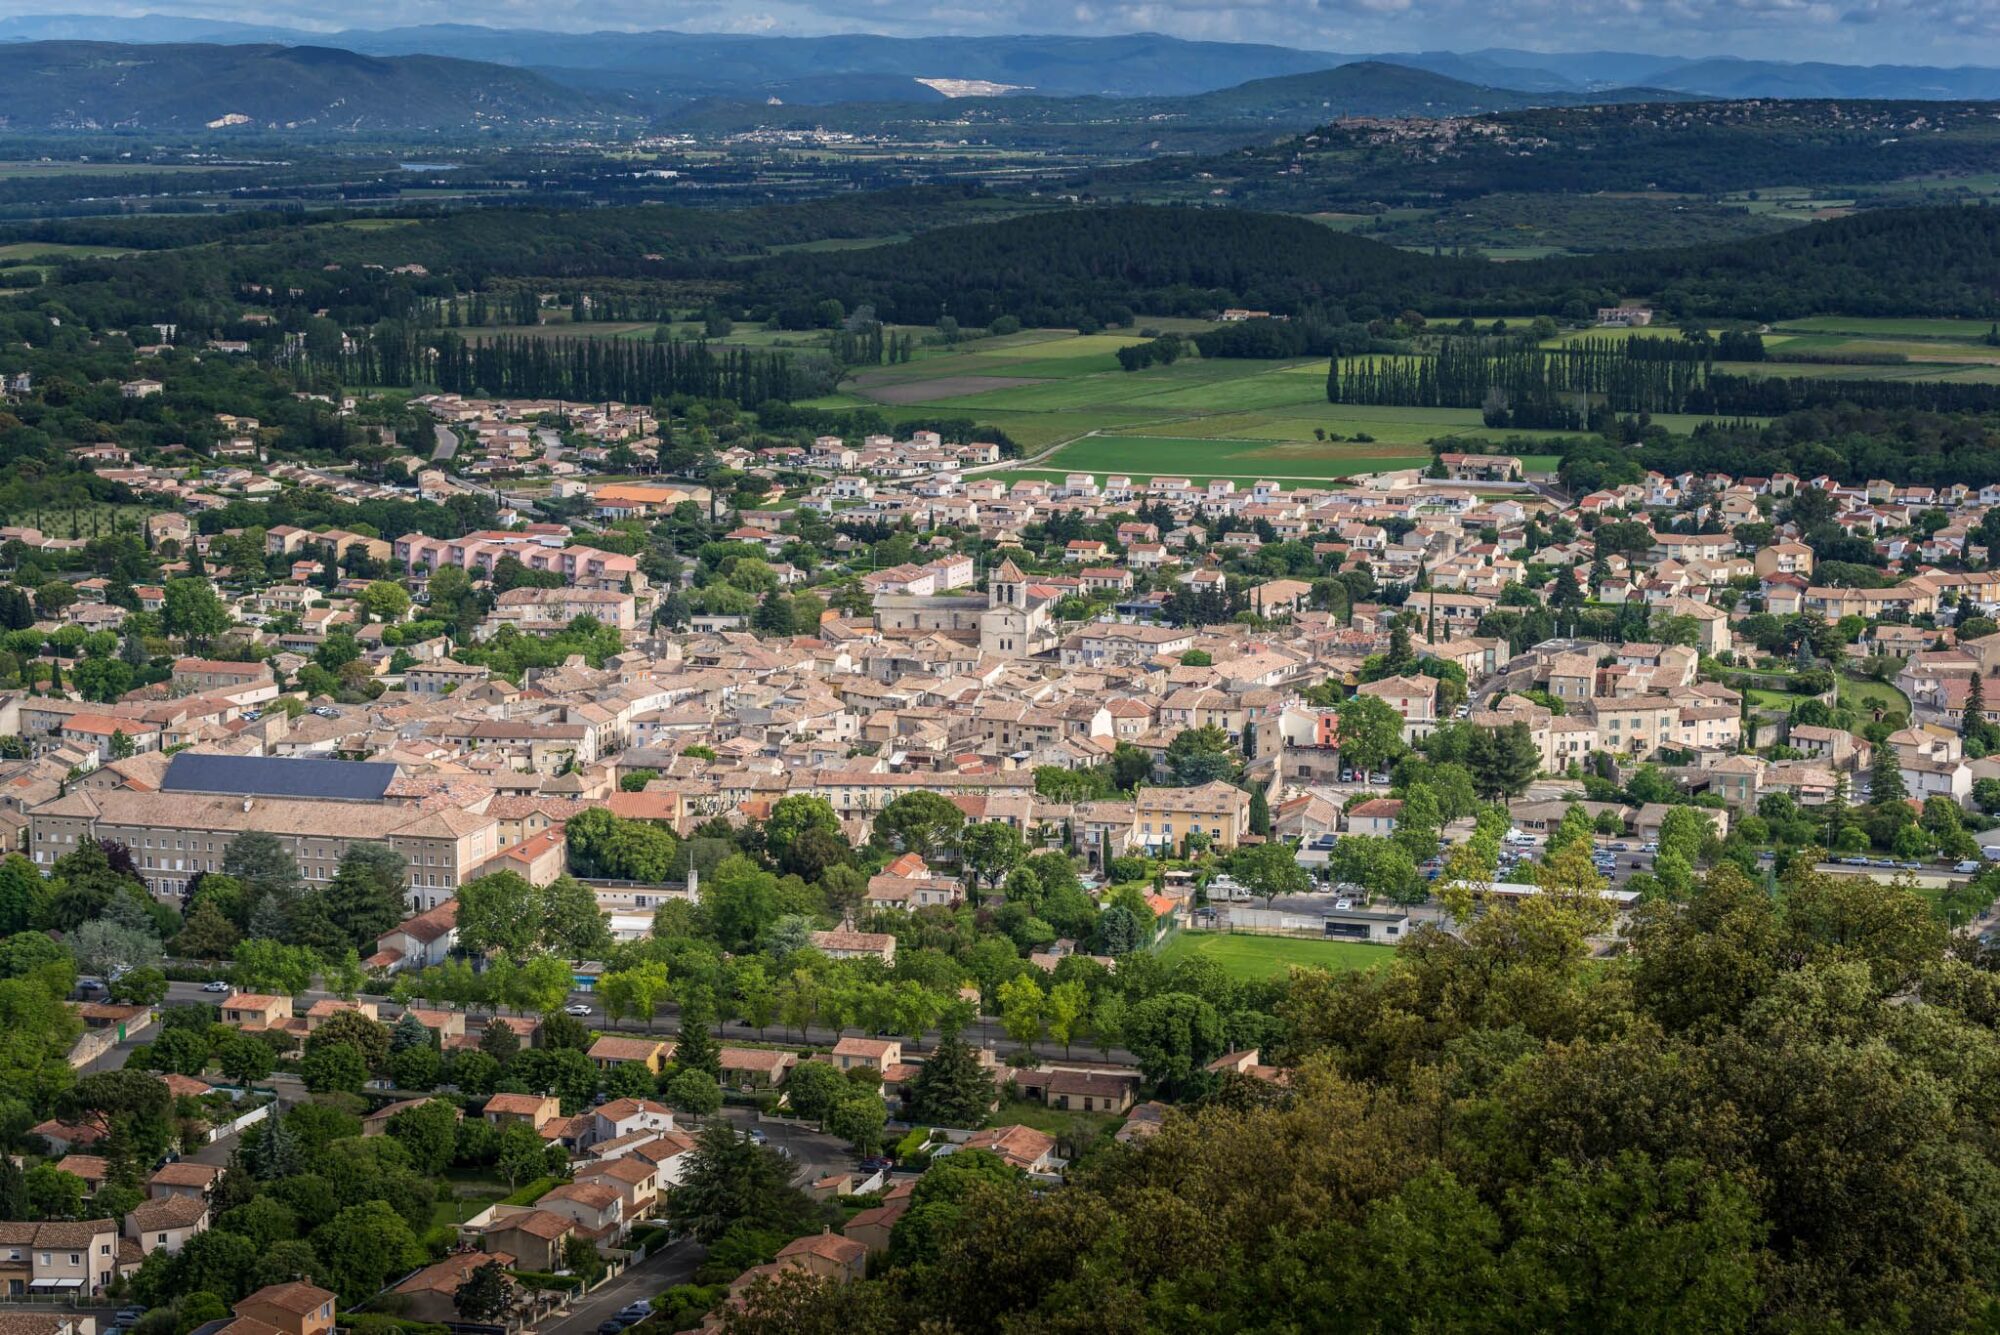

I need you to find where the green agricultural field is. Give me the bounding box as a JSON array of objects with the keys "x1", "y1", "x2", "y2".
[
  {"x1": 1044, "y1": 435, "x2": 1428, "y2": 481},
  {"x1": 1160, "y1": 931, "x2": 1395, "y2": 980},
  {"x1": 1717, "y1": 358, "x2": 2000, "y2": 384},
  {"x1": 764, "y1": 232, "x2": 911, "y2": 254},
  {"x1": 0, "y1": 161, "x2": 247, "y2": 179},
  {"x1": 469, "y1": 321, "x2": 659, "y2": 342},
  {"x1": 836, "y1": 331, "x2": 1636, "y2": 480},
  {"x1": 1772, "y1": 316, "x2": 2000, "y2": 342},
  {"x1": 0, "y1": 242, "x2": 135, "y2": 263}
]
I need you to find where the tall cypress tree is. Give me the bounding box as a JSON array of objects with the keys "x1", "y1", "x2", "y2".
[
  {"x1": 1870, "y1": 739, "x2": 1908, "y2": 807},
  {"x1": 672, "y1": 986, "x2": 722, "y2": 1082},
  {"x1": 1965, "y1": 670, "x2": 1993, "y2": 754}
]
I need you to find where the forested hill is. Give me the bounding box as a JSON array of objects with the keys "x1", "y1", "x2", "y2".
[
  {"x1": 1170, "y1": 62, "x2": 1695, "y2": 120},
  {"x1": 669, "y1": 62, "x2": 1699, "y2": 138},
  {"x1": 739, "y1": 203, "x2": 2000, "y2": 324},
  {"x1": 0, "y1": 41, "x2": 630, "y2": 133}
]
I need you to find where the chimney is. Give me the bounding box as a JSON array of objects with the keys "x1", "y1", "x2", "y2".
[{"x1": 242, "y1": 797, "x2": 253, "y2": 812}]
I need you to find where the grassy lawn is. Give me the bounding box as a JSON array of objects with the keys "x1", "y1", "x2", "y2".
[
  {"x1": 1840, "y1": 674, "x2": 1910, "y2": 718},
  {"x1": 430, "y1": 1176, "x2": 507, "y2": 1230},
  {"x1": 1160, "y1": 931, "x2": 1396, "y2": 980},
  {"x1": 988, "y1": 1095, "x2": 1120, "y2": 1142}
]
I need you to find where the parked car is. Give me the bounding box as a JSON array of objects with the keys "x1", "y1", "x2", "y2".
[
  {"x1": 618, "y1": 1303, "x2": 653, "y2": 1323},
  {"x1": 1956, "y1": 860, "x2": 1984, "y2": 874},
  {"x1": 201, "y1": 980, "x2": 231, "y2": 993},
  {"x1": 598, "y1": 1321, "x2": 626, "y2": 1335},
  {"x1": 563, "y1": 1002, "x2": 593, "y2": 1016},
  {"x1": 748, "y1": 1128, "x2": 768, "y2": 1145}
]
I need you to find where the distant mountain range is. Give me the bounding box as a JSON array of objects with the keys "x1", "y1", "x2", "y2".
[
  {"x1": 0, "y1": 41, "x2": 624, "y2": 132},
  {"x1": 6, "y1": 18, "x2": 2000, "y2": 105},
  {"x1": 673, "y1": 63, "x2": 1701, "y2": 139},
  {"x1": 0, "y1": 27, "x2": 1995, "y2": 137}
]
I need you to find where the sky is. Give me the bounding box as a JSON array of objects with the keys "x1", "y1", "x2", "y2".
[{"x1": 9, "y1": 0, "x2": 2000, "y2": 64}]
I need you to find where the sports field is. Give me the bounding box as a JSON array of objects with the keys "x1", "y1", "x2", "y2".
[
  {"x1": 829, "y1": 331, "x2": 1613, "y2": 482},
  {"x1": 1159, "y1": 931, "x2": 1395, "y2": 980}
]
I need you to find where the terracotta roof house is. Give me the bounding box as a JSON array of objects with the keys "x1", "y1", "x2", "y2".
[
  {"x1": 586, "y1": 1036, "x2": 673, "y2": 1074},
  {"x1": 231, "y1": 1281, "x2": 336, "y2": 1335},
  {"x1": 480, "y1": 1208, "x2": 573, "y2": 1271},
  {"x1": 534, "y1": 1181, "x2": 624, "y2": 1239},
  {"x1": 390, "y1": 1251, "x2": 516, "y2": 1325},
  {"x1": 483, "y1": 1093, "x2": 559, "y2": 1129},
  {"x1": 123, "y1": 1195, "x2": 209, "y2": 1256},
  {"x1": 842, "y1": 1200, "x2": 909, "y2": 1254},
  {"x1": 775, "y1": 1229, "x2": 868, "y2": 1282},
  {"x1": 831, "y1": 1036, "x2": 900, "y2": 1072},
  {"x1": 148, "y1": 1161, "x2": 223, "y2": 1200},
  {"x1": 960, "y1": 1124, "x2": 1057, "y2": 1174},
  {"x1": 720, "y1": 1047, "x2": 797, "y2": 1089}
]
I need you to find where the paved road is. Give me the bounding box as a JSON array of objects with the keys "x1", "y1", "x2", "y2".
[
  {"x1": 543, "y1": 1239, "x2": 703, "y2": 1335},
  {"x1": 535, "y1": 1112, "x2": 848, "y2": 1335},
  {"x1": 715, "y1": 1107, "x2": 855, "y2": 1186},
  {"x1": 432, "y1": 425, "x2": 460, "y2": 462}
]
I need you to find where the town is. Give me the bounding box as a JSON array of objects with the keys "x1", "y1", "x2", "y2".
[{"x1": 0, "y1": 358, "x2": 1989, "y2": 1332}]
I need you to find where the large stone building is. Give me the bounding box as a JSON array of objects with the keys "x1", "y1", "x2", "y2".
[{"x1": 28, "y1": 787, "x2": 497, "y2": 903}]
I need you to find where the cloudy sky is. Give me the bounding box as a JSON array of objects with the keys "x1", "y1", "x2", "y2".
[{"x1": 14, "y1": 0, "x2": 2000, "y2": 64}]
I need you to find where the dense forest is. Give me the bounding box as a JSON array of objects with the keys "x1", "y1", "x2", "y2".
[
  {"x1": 716, "y1": 859, "x2": 2000, "y2": 1335},
  {"x1": 744, "y1": 204, "x2": 2000, "y2": 325}
]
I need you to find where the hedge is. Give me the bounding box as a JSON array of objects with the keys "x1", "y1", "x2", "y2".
[{"x1": 499, "y1": 1176, "x2": 558, "y2": 1207}]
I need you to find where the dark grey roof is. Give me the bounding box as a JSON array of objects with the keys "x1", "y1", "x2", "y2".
[{"x1": 160, "y1": 753, "x2": 399, "y2": 802}]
